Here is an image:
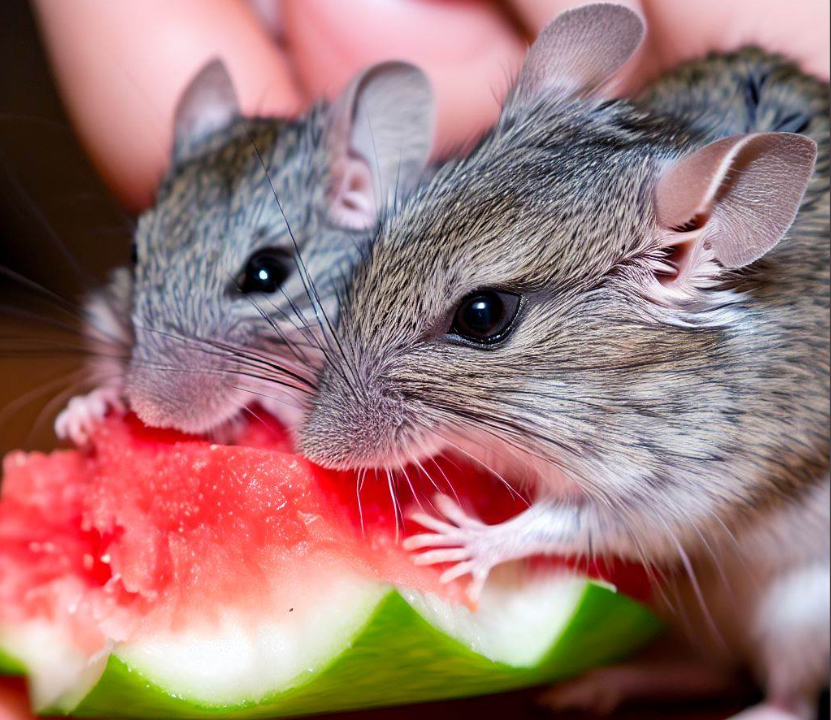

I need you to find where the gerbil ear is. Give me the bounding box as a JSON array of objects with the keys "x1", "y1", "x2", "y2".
[
  {"x1": 510, "y1": 3, "x2": 644, "y2": 107},
  {"x1": 173, "y1": 59, "x2": 239, "y2": 164},
  {"x1": 653, "y1": 132, "x2": 817, "y2": 286},
  {"x1": 327, "y1": 61, "x2": 434, "y2": 230}
]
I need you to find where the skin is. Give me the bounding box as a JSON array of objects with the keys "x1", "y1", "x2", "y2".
[
  {"x1": 31, "y1": 0, "x2": 829, "y2": 212},
  {"x1": 2, "y1": 1, "x2": 826, "y2": 718}
]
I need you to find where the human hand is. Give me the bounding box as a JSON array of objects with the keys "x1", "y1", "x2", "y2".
[{"x1": 31, "y1": 0, "x2": 828, "y2": 212}]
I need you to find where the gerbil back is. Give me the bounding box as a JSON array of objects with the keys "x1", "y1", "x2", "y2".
[{"x1": 639, "y1": 48, "x2": 829, "y2": 165}]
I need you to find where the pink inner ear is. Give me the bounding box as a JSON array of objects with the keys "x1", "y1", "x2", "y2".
[
  {"x1": 654, "y1": 136, "x2": 745, "y2": 233},
  {"x1": 324, "y1": 61, "x2": 434, "y2": 232},
  {"x1": 330, "y1": 158, "x2": 376, "y2": 230},
  {"x1": 654, "y1": 229, "x2": 714, "y2": 288},
  {"x1": 653, "y1": 132, "x2": 817, "y2": 287}
]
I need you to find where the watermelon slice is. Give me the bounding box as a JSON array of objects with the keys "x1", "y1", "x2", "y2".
[{"x1": 0, "y1": 415, "x2": 660, "y2": 717}]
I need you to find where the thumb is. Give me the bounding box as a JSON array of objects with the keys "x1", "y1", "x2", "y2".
[{"x1": 32, "y1": 0, "x2": 302, "y2": 211}]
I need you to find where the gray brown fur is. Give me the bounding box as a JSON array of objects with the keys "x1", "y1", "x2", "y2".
[
  {"x1": 299, "y1": 45, "x2": 830, "y2": 713},
  {"x1": 67, "y1": 60, "x2": 435, "y2": 440},
  {"x1": 302, "y1": 48, "x2": 829, "y2": 531},
  {"x1": 123, "y1": 106, "x2": 361, "y2": 433}
]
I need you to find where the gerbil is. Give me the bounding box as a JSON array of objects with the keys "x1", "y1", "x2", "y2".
[
  {"x1": 54, "y1": 58, "x2": 433, "y2": 442},
  {"x1": 297, "y1": 5, "x2": 829, "y2": 719}
]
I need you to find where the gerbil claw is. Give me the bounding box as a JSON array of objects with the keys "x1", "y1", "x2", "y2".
[
  {"x1": 406, "y1": 512, "x2": 458, "y2": 536},
  {"x1": 401, "y1": 531, "x2": 461, "y2": 550},
  {"x1": 411, "y1": 548, "x2": 471, "y2": 566},
  {"x1": 404, "y1": 494, "x2": 501, "y2": 602},
  {"x1": 55, "y1": 385, "x2": 125, "y2": 446},
  {"x1": 433, "y1": 494, "x2": 485, "y2": 529}
]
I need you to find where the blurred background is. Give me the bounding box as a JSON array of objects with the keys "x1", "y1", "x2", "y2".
[{"x1": 0, "y1": 0, "x2": 128, "y2": 457}]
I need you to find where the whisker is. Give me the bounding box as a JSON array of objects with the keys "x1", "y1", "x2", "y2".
[
  {"x1": 398, "y1": 459, "x2": 423, "y2": 512},
  {"x1": 24, "y1": 369, "x2": 122, "y2": 446},
  {"x1": 224, "y1": 271, "x2": 315, "y2": 368},
  {"x1": 658, "y1": 515, "x2": 727, "y2": 653},
  {"x1": 410, "y1": 453, "x2": 444, "y2": 499},
  {"x1": 132, "y1": 324, "x2": 316, "y2": 390},
  {"x1": 433, "y1": 428, "x2": 527, "y2": 505},
  {"x1": 386, "y1": 467, "x2": 401, "y2": 544},
  {"x1": 240, "y1": 404, "x2": 277, "y2": 435},
  {"x1": 0, "y1": 367, "x2": 88, "y2": 430},
  {"x1": 232, "y1": 385, "x2": 309, "y2": 409},
  {"x1": 356, "y1": 467, "x2": 367, "y2": 536},
  {"x1": 0, "y1": 267, "x2": 86, "y2": 320},
  {"x1": 0, "y1": 149, "x2": 90, "y2": 285},
  {"x1": 0, "y1": 335, "x2": 127, "y2": 361},
  {"x1": 243, "y1": 123, "x2": 363, "y2": 397}
]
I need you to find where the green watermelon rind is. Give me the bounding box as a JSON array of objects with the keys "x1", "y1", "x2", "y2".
[
  {"x1": 65, "y1": 583, "x2": 660, "y2": 719},
  {"x1": 0, "y1": 647, "x2": 25, "y2": 675}
]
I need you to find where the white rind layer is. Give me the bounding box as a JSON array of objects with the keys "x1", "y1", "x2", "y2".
[
  {"x1": 0, "y1": 620, "x2": 104, "y2": 711},
  {"x1": 2, "y1": 564, "x2": 611, "y2": 711},
  {"x1": 401, "y1": 564, "x2": 588, "y2": 666},
  {"x1": 114, "y1": 567, "x2": 387, "y2": 705}
]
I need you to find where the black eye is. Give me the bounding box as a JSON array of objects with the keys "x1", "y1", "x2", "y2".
[
  {"x1": 238, "y1": 248, "x2": 292, "y2": 294},
  {"x1": 450, "y1": 290, "x2": 521, "y2": 345},
  {"x1": 130, "y1": 242, "x2": 138, "y2": 266}
]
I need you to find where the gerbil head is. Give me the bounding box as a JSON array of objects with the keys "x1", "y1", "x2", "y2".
[
  {"x1": 299, "y1": 4, "x2": 818, "y2": 543},
  {"x1": 124, "y1": 58, "x2": 434, "y2": 435}
]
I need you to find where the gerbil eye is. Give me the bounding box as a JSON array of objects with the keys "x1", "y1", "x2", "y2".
[
  {"x1": 450, "y1": 290, "x2": 520, "y2": 345},
  {"x1": 238, "y1": 248, "x2": 292, "y2": 294},
  {"x1": 130, "y1": 242, "x2": 138, "y2": 266}
]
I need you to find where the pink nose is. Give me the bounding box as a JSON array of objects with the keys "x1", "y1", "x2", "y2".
[{"x1": 298, "y1": 382, "x2": 405, "y2": 470}]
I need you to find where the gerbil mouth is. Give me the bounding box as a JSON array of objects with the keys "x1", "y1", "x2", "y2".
[
  {"x1": 150, "y1": 402, "x2": 293, "y2": 450},
  {"x1": 349, "y1": 430, "x2": 582, "y2": 516},
  {"x1": 132, "y1": 401, "x2": 292, "y2": 448},
  {"x1": 414, "y1": 430, "x2": 581, "y2": 500},
  {"x1": 195, "y1": 397, "x2": 306, "y2": 445},
  {"x1": 201, "y1": 408, "x2": 253, "y2": 445}
]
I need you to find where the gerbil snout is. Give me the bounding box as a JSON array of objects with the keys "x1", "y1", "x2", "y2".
[
  {"x1": 125, "y1": 364, "x2": 243, "y2": 436},
  {"x1": 299, "y1": 372, "x2": 410, "y2": 470},
  {"x1": 125, "y1": 330, "x2": 247, "y2": 436}
]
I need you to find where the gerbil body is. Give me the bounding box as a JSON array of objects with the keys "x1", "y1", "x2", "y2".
[
  {"x1": 55, "y1": 60, "x2": 433, "y2": 441},
  {"x1": 609, "y1": 47, "x2": 830, "y2": 715},
  {"x1": 298, "y1": 6, "x2": 829, "y2": 718}
]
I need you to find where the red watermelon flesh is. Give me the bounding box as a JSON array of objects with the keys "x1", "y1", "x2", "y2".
[{"x1": 0, "y1": 413, "x2": 652, "y2": 708}]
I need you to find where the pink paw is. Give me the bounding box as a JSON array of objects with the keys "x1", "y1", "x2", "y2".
[
  {"x1": 540, "y1": 669, "x2": 630, "y2": 715},
  {"x1": 403, "y1": 494, "x2": 499, "y2": 602},
  {"x1": 55, "y1": 385, "x2": 125, "y2": 446}
]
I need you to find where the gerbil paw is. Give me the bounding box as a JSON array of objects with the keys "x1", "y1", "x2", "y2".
[
  {"x1": 540, "y1": 669, "x2": 633, "y2": 715},
  {"x1": 55, "y1": 385, "x2": 125, "y2": 446},
  {"x1": 403, "y1": 494, "x2": 502, "y2": 602}
]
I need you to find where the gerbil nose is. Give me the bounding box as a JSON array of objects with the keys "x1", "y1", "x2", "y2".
[
  {"x1": 298, "y1": 383, "x2": 405, "y2": 470},
  {"x1": 125, "y1": 365, "x2": 240, "y2": 436}
]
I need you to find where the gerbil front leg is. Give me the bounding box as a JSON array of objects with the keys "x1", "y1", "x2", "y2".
[
  {"x1": 404, "y1": 494, "x2": 587, "y2": 601},
  {"x1": 55, "y1": 269, "x2": 132, "y2": 446},
  {"x1": 734, "y1": 563, "x2": 831, "y2": 720},
  {"x1": 55, "y1": 382, "x2": 125, "y2": 446}
]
